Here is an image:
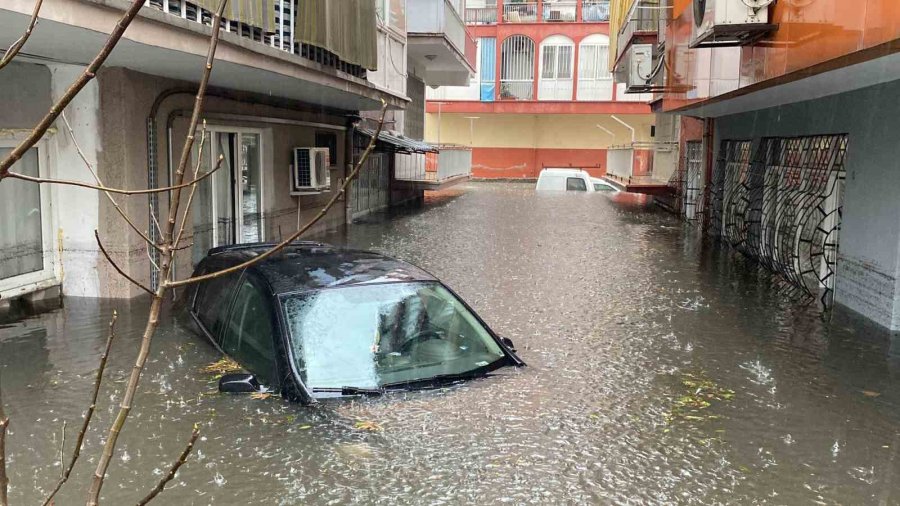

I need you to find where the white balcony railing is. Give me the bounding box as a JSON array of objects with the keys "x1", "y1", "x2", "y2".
[
  {"x1": 408, "y1": 0, "x2": 473, "y2": 64},
  {"x1": 502, "y1": 2, "x2": 538, "y2": 22},
  {"x1": 465, "y1": 6, "x2": 498, "y2": 24},
  {"x1": 582, "y1": 0, "x2": 610, "y2": 22},
  {"x1": 395, "y1": 146, "x2": 472, "y2": 182},
  {"x1": 543, "y1": 1, "x2": 576, "y2": 22}
]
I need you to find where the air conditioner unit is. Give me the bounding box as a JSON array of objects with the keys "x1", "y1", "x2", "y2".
[
  {"x1": 690, "y1": 0, "x2": 777, "y2": 48},
  {"x1": 291, "y1": 147, "x2": 330, "y2": 194},
  {"x1": 616, "y1": 43, "x2": 657, "y2": 93}
]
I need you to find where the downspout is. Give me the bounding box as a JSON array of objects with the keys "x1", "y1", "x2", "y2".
[{"x1": 611, "y1": 114, "x2": 636, "y2": 179}]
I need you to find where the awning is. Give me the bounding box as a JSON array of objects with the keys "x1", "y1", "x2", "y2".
[
  {"x1": 357, "y1": 128, "x2": 438, "y2": 154},
  {"x1": 195, "y1": 0, "x2": 277, "y2": 32}
]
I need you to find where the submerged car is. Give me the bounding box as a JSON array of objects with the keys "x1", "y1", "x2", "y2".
[{"x1": 187, "y1": 242, "x2": 524, "y2": 403}]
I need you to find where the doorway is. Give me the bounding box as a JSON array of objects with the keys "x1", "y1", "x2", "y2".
[{"x1": 192, "y1": 128, "x2": 264, "y2": 265}]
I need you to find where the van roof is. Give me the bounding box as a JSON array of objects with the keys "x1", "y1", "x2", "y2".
[{"x1": 539, "y1": 168, "x2": 588, "y2": 175}]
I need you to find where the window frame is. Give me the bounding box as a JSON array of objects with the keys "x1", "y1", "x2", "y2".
[
  {"x1": 566, "y1": 177, "x2": 588, "y2": 191},
  {"x1": 0, "y1": 137, "x2": 59, "y2": 298}
]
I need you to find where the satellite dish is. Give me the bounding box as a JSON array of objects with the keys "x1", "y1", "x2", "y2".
[{"x1": 693, "y1": 0, "x2": 706, "y2": 27}]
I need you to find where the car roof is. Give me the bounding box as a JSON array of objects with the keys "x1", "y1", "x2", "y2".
[
  {"x1": 539, "y1": 168, "x2": 588, "y2": 176},
  {"x1": 204, "y1": 242, "x2": 437, "y2": 295}
]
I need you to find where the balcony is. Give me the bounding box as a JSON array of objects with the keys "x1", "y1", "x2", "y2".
[
  {"x1": 395, "y1": 145, "x2": 473, "y2": 191},
  {"x1": 542, "y1": 1, "x2": 577, "y2": 22},
  {"x1": 582, "y1": 0, "x2": 610, "y2": 22},
  {"x1": 603, "y1": 142, "x2": 674, "y2": 195},
  {"x1": 0, "y1": 0, "x2": 402, "y2": 112},
  {"x1": 502, "y1": 2, "x2": 538, "y2": 23},
  {"x1": 615, "y1": 0, "x2": 661, "y2": 64},
  {"x1": 408, "y1": 0, "x2": 478, "y2": 86},
  {"x1": 465, "y1": 4, "x2": 498, "y2": 24},
  {"x1": 146, "y1": 0, "x2": 367, "y2": 78}
]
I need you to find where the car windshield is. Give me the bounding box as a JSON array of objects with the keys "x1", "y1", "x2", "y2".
[{"x1": 281, "y1": 282, "x2": 507, "y2": 390}]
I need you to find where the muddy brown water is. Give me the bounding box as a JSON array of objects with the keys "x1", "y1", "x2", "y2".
[{"x1": 2, "y1": 182, "x2": 900, "y2": 504}]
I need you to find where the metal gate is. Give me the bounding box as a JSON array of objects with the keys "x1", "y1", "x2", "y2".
[
  {"x1": 709, "y1": 135, "x2": 848, "y2": 308},
  {"x1": 350, "y1": 132, "x2": 390, "y2": 220}
]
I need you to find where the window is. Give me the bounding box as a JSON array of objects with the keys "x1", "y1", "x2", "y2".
[
  {"x1": 566, "y1": 177, "x2": 587, "y2": 191},
  {"x1": 222, "y1": 279, "x2": 277, "y2": 383},
  {"x1": 479, "y1": 37, "x2": 497, "y2": 102},
  {"x1": 194, "y1": 269, "x2": 242, "y2": 337},
  {"x1": 594, "y1": 182, "x2": 615, "y2": 191},
  {"x1": 315, "y1": 131, "x2": 338, "y2": 167},
  {"x1": 538, "y1": 35, "x2": 575, "y2": 100},
  {"x1": 0, "y1": 147, "x2": 44, "y2": 282},
  {"x1": 500, "y1": 35, "x2": 535, "y2": 100},
  {"x1": 577, "y1": 34, "x2": 613, "y2": 101}
]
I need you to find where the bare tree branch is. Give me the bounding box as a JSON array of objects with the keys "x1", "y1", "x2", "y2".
[
  {"x1": 3, "y1": 160, "x2": 224, "y2": 196},
  {"x1": 87, "y1": 1, "x2": 229, "y2": 503},
  {"x1": 95, "y1": 231, "x2": 154, "y2": 296},
  {"x1": 0, "y1": 373, "x2": 8, "y2": 506},
  {"x1": 0, "y1": 0, "x2": 44, "y2": 72},
  {"x1": 0, "y1": 0, "x2": 146, "y2": 179},
  {"x1": 42, "y1": 311, "x2": 118, "y2": 506},
  {"x1": 58, "y1": 421, "x2": 67, "y2": 478},
  {"x1": 173, "y1": 125, "x2": 217, "y2": 251},
  {"x1": 165, "y1": 100, "x2": 389, "y2": 290},
  {"x1": 134, "y1": 423, "x2": 200, "y2": 506},
  {"x1": 60, "y1": 112, "x2": 164, "y2": 253}
]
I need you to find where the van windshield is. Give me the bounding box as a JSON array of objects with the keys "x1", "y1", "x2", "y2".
[{"x1": 281, "y1": 282, "x2": 506, "y2": 390}]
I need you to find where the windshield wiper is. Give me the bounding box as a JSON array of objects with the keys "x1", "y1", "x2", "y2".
[
  {"x1": 381, "y1": 371, "x2": 495, "y2": 390},
  {"x1": 311, "y1": 386, "x2": 384, "y2": 397}
]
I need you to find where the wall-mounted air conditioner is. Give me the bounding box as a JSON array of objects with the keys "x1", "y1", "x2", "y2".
[
  {"x1": 615, "y1": 44, "x2": 660, "y2": 94},
  {"x1": 690, "y1": 0, "x2": 777, "y2": 48},
  {"x1": 291, "y1": 147, "x2": 330, "y2": 194}
]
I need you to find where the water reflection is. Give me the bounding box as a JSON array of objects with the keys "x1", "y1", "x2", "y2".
[{"x1": 2, "y1": 182, "x2": 900, "y2": 504}]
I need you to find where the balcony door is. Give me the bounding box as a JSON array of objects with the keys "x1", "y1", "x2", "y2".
[
  {"x1": 192, "y1": 128, "x2": 264, "y2": 265},
  {"x1": 538, "y1": 35, "x2": 574, "y2": 100}
]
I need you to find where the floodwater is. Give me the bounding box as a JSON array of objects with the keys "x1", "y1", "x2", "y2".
[{"x1": 3, "y1": 182, "x2": 900, "y2": 505}]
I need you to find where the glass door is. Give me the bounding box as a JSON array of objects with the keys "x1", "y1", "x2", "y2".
[{"x1": 192, "y1": 129, "x2": 263, "y2": 266}]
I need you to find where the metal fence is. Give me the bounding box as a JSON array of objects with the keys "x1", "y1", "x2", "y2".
[
  {"x1": 582, "y1": 0, "x2": 610, "y2": 21},
  {"x1": 502, "y1": 2, "x2": 538, "y2": 22},
  {"x1": 708, "y1": 135, "x2": 848, "y2": 308}
]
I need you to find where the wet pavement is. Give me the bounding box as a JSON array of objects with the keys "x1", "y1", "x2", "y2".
[{"x1": 2, "y1": 182, "x2": 900, "y2": 504}]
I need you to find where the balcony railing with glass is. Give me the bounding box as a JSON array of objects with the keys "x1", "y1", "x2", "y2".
[
  {"x1": 582, "y1": 0, "x2": 610, "y2": 22},
  {"x1": 502, "y1": 2, "x2": 538, "y2": 22},
  {"x1": 145, "y1": 0, "x2": 367, "y2": 77}
]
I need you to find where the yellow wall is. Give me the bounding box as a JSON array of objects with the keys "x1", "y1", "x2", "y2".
[{"x1": 424, "y1": 113, "x2": 655, "y2": 149}]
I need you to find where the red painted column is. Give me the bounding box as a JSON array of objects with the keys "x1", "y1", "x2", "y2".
[
  {"x1": 497, "y1": 0, "x2": 503, "y2": 24},
  {"x1": 572, "y1": 35, "x2": 580, "y2": 101},
  {"x1": 576, "y1": 0, "x2": 583, "y2": 22},
  {"x1": 536, "y1": 0, "x2": 543, "y2": 23},
  {"x1": 532, "y1": 35, "x2": 540, "y2": 101}
]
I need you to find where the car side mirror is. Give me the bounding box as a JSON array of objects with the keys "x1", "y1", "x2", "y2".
[
  {"x1": 218, "y1": 373, "x2": 263, "y2": 393},
  {"x1": 501, "y1": 337, "x2": 517, "y2": 353}
]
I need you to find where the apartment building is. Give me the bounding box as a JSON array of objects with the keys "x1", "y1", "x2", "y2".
[
  {"x1": 0, "y1": 0, "x2": 470, "y2": 305},
  {"x1": 610, "y1": 0, "x2": 900, "y2": 329},
  {"x1": 426, "y1": 0, "x2": 655, "y2": 179}
]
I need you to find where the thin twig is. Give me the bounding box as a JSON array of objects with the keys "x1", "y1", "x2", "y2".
[
  {"x1": 134, "y1": 424, "x2": 200, "y2": 506},
  {"x1": 0, "y1": 373, "x2": 8, "y2": 506},
  {"x1": 173, "y1": 124, "x2": 214, "y2": 250},
  {"x1": 42, "y1": 311, "x2": 118, "y2": 506},
  {"x1": 164, "y1": 100, "x2": 388, "y2": 289},
  {"x1": 58, "y1": 421, "x2": 67, "y2": 478},
  {"x1": 4, "y1": 161, "x2": 224, "y2": 195},
  {"x1": 149, "y1": 203, "x2": 163, "y2": 238},
  {"x1": 60, "y1": 112, "x2": 163, "y2": 253},
  {"x1": 0, "y1": 0, "x2": 146, "y2": 178},
  {"x1": 95, "y1": 231, "x2": 154, "y2": 296},
  {"x1": 87, "y1": 2, "x2": 229, "y2": 503},
  {"x1": 0, "y1": 0, "x2": 44, "y2": 72}
]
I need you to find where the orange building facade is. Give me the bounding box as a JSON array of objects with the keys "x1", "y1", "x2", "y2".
[
  {"x1": 425, "y1": 1, "x2": 655, "y2": 179},
  {"x1": 611, "y1": 0, "x2": 900, "y2": 330}
]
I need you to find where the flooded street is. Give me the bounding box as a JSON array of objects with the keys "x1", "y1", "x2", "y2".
[{"x1": 2, "y1": 182, "x2": 900, "y2": 505}]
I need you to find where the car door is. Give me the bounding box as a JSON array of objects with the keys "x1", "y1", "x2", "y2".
[
  {"x1": 191, "y1": 259, "x2": 242, "y2": 344},
  {"x1": 220, "y1": 275, "x2": 278, "y2": 385}
]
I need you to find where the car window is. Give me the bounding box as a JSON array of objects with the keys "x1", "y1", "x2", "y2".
[
  {"x1": 221, "y1": 279, "x2": 276, "y2": 384},
  {"x1": 593, "y1": 182, "x2": 615, "y2": 191},
  {"x1": 566, "y1": 177, "x2": 587, "y2": 191},
  {"x1": 194, "y1": 269, "x2": 241, "y2": 337}
]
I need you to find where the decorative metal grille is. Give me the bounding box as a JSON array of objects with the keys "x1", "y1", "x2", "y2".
[
  {"x1": 669, "y1": 140, "x2": 704, "y2": 222},
  {"x1": 709, "y1": 135, "x2": 848, "y2": 308}
]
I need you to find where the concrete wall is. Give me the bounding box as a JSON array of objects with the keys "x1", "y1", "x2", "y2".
[
  {"x1": 714, "y1": 79, "x2": 900, "y2": 330},
  {"x1": 95, "y1": 67, "x2": 351, "y2": 298},
  {"x1": 0, "y1": 62, "x2": 51, "y2": 128}
]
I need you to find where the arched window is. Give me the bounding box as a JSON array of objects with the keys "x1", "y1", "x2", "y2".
[
  {"x1": 577, "y1": 34, "x2": 613, "y2": 101},
  {"x1": 538, "y1": 35, "x2": 575, "y2": 100},
  {"x1": 500, "y1": 35, "x2": 535, "y2": 100}
]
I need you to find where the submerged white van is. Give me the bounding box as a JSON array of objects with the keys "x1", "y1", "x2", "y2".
[{"x1": 535, "y1": 169, "x2": 619, "y2": 192}]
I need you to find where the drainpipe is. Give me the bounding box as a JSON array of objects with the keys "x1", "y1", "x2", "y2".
[{"x1": 611, "y1": 114, "x2": 636, "y2": 179}]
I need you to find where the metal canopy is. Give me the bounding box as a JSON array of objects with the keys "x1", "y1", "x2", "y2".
[{"x1": 357, "y1": 128, "x2": 439, "y2": 154}]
